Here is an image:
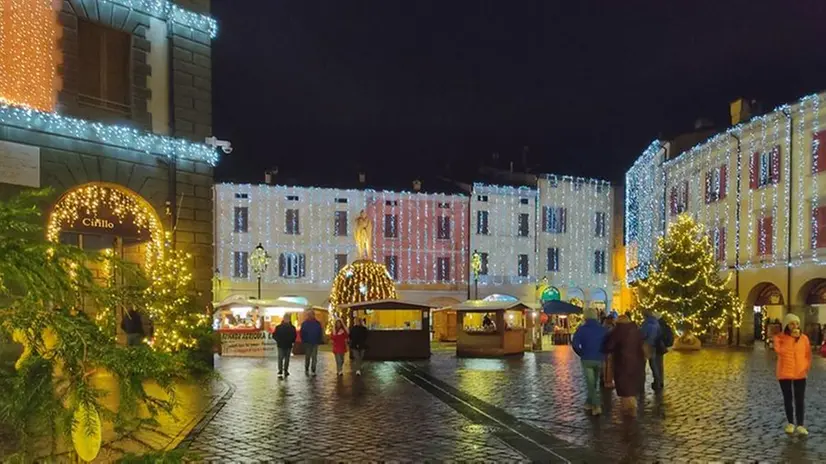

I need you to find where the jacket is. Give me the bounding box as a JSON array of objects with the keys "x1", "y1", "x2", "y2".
[
  {"x1": 572, "y1": 319, "x2": 607, "y2": 361},
  {"x1": 602, "y1": 317, "x2": 645, "y2": 397},
  {"x1": 349, "y1": 325, "x2": 369, "y2": 350},
  {"x1": 774, "y1": 333, "x2": 811, "y2": 380},
  {"x1": 273, "y1": 323, "x2": 297, "y2": 349},
  {"x1": 300, "y1": 319, "x2": 323, "y2": 345},
  {"x1": 331, "y1": 330, "x2": 348, "y2": 354},
  {"x1": 640, "y1": 315, "x2": 660, "y2": 347}
]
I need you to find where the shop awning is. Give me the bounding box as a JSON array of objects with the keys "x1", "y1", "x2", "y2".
[{"x1": 542, "y1": 299, "x2": 583, "y2": 315}]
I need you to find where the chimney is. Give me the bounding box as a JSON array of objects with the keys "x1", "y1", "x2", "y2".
[
  {"x1": 730, "y1": 98, "x2": 754, "y2": 125},
  {"x1": 358, "y1": 172, "x2": 366, "y2": 184},
  {"x1": 264, "y1": 167, "x2": 278, "y2": 184},
  {"x1": 412, "y1": 179, "x2": 422, "y2": 192}
]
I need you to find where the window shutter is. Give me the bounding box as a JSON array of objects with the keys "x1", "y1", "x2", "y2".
[
  {"x1": 682, "y1": 180, "x2": 689, "y2": 210},
  {"x1": 750, "y1": 152, "x2": 758, "y2": 189},
  {"x1": 278, "y1": 253, "x2": 285, "y2": 277},
  {"x1": 299, "y1": 254, "x2": 306, "y2": 277},
  {"x1": 561, "y1": 208, "x2": 567, "y2": 232},
  {"x1": 670, "y1": 187, "x2": 677, "y2": 215},
  {"x1": 771, "y1": 146, "x2": 781, "y2": 184},
  {"x1": 719, "y1": 228, "x2": 726, "y2": 262},
  {"x1": 815, "y1": 131, "x2": 826, "y2": 173},
  {"x1": 541, "y1": 207, "x2": 548, "y2": 232},
  {"x1": 817, "y1": 207, "x2": 826, "y2": 249},
  {"x1": 719, "y1": 165, "x2": 727, "y2": 199}
]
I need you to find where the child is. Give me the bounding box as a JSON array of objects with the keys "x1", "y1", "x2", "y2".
[{"x1": 774, "y1": 313, "x2": 811, "y2": 436}]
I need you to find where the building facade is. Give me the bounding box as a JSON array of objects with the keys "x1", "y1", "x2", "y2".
[
  {"x1": 626, "y1": 92, "x2": 826, "y2": 342},
  {"x1": 214, "y1": 184, "x2": 468, "y2": 307},
  {"x1": 0, "y1": 1, "x2": 219, "y2": 334},
  {"x1": 537, "y1": 175, "x2": 614, "y2": 310}
]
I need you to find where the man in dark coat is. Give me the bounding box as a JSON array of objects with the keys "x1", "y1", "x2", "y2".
[
  {"x1": 602, "y1": 314, "x2": 645, "y2": 417},
  {"x1": 349, "y1": 318, "x2": 369, "y2": 376},
  {"x1": 274, "y1": 318, "x2": 297, "y2": 378}
]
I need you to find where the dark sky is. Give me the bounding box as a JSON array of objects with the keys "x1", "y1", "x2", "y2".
[{"x1": 211, "y1": 0, "x2": 826, "y2": 187}]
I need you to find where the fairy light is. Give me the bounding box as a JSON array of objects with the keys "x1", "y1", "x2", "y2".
[
  {"x1": 811, "y1": 96, "x2": 821, "y2": 264},
  {"x1": 626, "y1": 141, "x2": 666, "y2": 283}
]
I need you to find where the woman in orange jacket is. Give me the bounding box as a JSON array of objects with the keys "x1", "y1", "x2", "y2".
[{"x1": 774, "y1": 313, "x2": 812, "y2": 436}]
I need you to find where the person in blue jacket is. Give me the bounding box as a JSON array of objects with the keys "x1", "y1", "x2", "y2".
[
  {"x1": 299, "y1": 310, "x2": 324, "y2": 376},
  {"x1": 572, "y1": 307, "x2": 608, "y2": 415}
]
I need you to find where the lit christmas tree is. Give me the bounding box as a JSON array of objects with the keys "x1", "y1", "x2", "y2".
[
  {"x1": 145, "y1": 237, "x2": 210, "y2": 352},
  {"x1": 636, "y1": 214, "x2": 742, "y2": 334}
]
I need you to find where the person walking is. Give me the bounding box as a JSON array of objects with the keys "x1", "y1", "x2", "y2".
[
  {"x1": 653, "y1": 312, "x2": 674, "y2": 390},
  {"x1": 774, "y1": 313, "x2": 811, "y2": 436},
  {"x1": 640, "y1": 310, "x2": 663, "y2": 392},
  {"x1": 572, "y1": 307, "x2": 608, "y2": 415},
  {"x1": 331, "y1": 318, "x2": 349, "y2": 376},
  {"x1": 121, "y1": 308, "x2": 145, "y2": 346},
  {"x1": 602, "y1": 314, "x2": 645, "y2": 417},
  {"x1": 274, "y1": 317, "x2": 297, "y2": 378},
  {"x1": 300, "y1": 310, "x2": 323, "y2": 376},
  {"x1": 601, "y1": 314, "x2": 617, "y2": 389},
  {"x1": 349, "y1": 318, "x2": 369, "y2": 376}
]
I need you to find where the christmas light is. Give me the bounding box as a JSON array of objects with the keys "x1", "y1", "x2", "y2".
[
  {"x1": 329, "y1": 260, "x2": 398, "y2": 310},
  {"x1": 92, "y1": 0, "x2": 217, "y2": 38},
  {"x1": 625, "y1": 141, "x2": 666, "y2": 283}
]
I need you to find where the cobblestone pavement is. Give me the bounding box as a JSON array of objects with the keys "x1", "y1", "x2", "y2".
[
  {"x1": 414, "y1": 346, "x2": 826, "y2": 463},
  {"x1": 183, "y1": 346, "x2": 826, "y2": 462}
]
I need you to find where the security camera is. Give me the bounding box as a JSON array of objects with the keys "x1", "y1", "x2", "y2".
[{"x1": 205, "y1": 136, "x2": 233, "y2": 154}]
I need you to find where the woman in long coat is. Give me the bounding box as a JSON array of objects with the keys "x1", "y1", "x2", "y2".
[{"x1": 602, "y1": 314, "x2": 645, "y2": 417}]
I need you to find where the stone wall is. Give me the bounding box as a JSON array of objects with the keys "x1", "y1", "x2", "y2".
[{"x1": 170, "y1": 23, "x2": 213, "y2": 142}]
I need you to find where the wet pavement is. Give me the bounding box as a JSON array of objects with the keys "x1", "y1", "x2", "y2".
[{"x1": 182, "y1": 346, "x2": 826, "y2": 462}]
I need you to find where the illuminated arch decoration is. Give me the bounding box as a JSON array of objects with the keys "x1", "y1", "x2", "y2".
[
  {"x1": 483, "y1": 294, "x2": 518, "y2": 302},
  {"x1": 47, "y1": 182, "x2": 165, "y2": 268},
  {"x1": 540, "y1": 286, "x2": 561, "y2": 303}
]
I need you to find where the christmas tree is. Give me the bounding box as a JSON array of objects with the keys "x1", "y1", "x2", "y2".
[{"x1": 637, "y1": 214, "x2": 742, "y2": 334}]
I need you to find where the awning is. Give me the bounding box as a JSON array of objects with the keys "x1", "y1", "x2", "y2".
[{"x1": 542, "y1": 299, "x2": 583, "y2": 315}]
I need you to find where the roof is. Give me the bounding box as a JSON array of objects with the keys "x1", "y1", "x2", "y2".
[
  {"x1": 213, "y1": 295, "x2": 326, "y2": 311},
  {"x1": 338, "y1": 299, "x2": 434, "y2": 310},
  {"x1": 447, "y1": 300, "x2": 531, "y2": 311}
]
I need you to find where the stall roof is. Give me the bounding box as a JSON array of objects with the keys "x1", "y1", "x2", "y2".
[
  {"x1": 214, "y1": 295, "x2": 326, "y2": 312},
  {"x1": 448, "y1": 300, "x2": 532, "y2": 312},
  {"x1": 338, "y1": 299, "x2": 433, "y2": 310}
]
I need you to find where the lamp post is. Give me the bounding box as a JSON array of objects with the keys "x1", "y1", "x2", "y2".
[
  {"x1": 249, "y1": 243, "x2": 270, "y2": 300},
  {"x1": 471, "y1": 249, "x2": 481, "y2": 300}
]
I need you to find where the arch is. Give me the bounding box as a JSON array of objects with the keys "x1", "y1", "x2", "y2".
[
  {"x1": 798, "y1": 278, "x2": 826, "y2": 305},
  {"x1": 747, "y1": 282, "x2": 785, "y2": 307},
  {"x1": 427, "y1": 296, "x2": 462, "y2": 308},
  {"x1": 589, "y1": 288, "x2": 608, "y2": 302},
  {"x1": 539, "y1": 286, "x2": 561, "y2": 303},
  {"x1": 565, "y1": 287, "x2": 585, "y2": 308},
  {"x1": 482, "y1": 294, "x2": 518, "y2": 303}
]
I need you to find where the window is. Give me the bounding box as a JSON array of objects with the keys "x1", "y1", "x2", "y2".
[
  {"x1": 594, "y1": 212, "x2": 607, "y2": 238},
  {"x1": 438, "y1": 202, "x2": 450, "y2": 208},
  {"x1": 477, "y1": 211, "x2": 490, "y2": 235},
  {"x1": 476, "y1": 195, "x2": 489, "y2": 202},
  {"x1": 518, "y1": 213, "x2": 530, "y2": 237},
  {"x1": 547, "y1": 247, "x2": 560, "y2": 272},
  {"x1": 813, "y1": 131, "x2": 826, "y2": 174},
  {"x1": 705, "y1": 165, "x2": 727, "y2": 203},
  {"x1": 279, "y1": 252, "x2": 305, "y2": 278},
  {"x1": 285, "y1": 209, "x2": 300, "y2": 235},
  {"x1": 334, "y1": 254, "x2": 348, "y2": 274},
  {"x1": 437, "y1": 257, "x2": 451, "y2": 282},
  {"x1": 593, "y1": 250, "x2": 606, "y2": 274},
  {"x1": 77, "y1": 19, "x2": 131, "y2": 111},
  {"x1": 335, "y1": 197, "x2": 348, "y2": 204},
  {"x1": 385, "y1": 200, "x2": 399, "y2": 206},
  {"x1": 233, "y1": 207, "x2": 248, "y2": 233},
  {"x1": 479, "y1": 252, "x2": 489, "y2": 275},
  {"x1": 437, "y1": 216, "x2": 451, "y2": 240},
  {"x1": 758, "y1": 216, "x2": 773, "y2": 256},
  {"x1": 518, "y1": 254, "x2": 529, "y2": 277},
  {"x1": 286, "y1": 195, "x2": 299, "y2": 201},
  {"x1": 384, "y1": 214, "x2": 399, "y2": 238},
  {"x1": 334, "y1": 211, "x2": 348, "y2": 236},
  {"x1": 385, "y1": 255, "x2": 398, "y2": 280},
  {"x1": 710, "y1": 227, "x2": 726, "y2": 262},
  {"x1": 670, "y1": 181, "x2": 689, "y2": 215},
  {"x1": 750, "y1": 147, "x2": 780, "y2": 189},
  {"x1": 542, "y1": 206, "x2": 566, "y2": 233},
  {"x1": 813, "y1": 206, "x2": 826, "y2": 249},
  {"x1": 232, "y1": 251, "x2": 249, "y2": 278},
  {"x1": 520, "y1": 198, "x2": 530, "y2": 205},
  {"x1": 234, "y1": 193, "x2": 249, "y2": 199}
]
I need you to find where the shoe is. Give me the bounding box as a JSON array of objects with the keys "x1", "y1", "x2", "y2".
[
  {"x1": 356, "y1": 370, "x2": 361, "y2": 376},
  {"x1": 285, "y1": 372, "x2": 290, "y2": 377},
  {"x1": 784, "y1": 423, "x2": 795, "y2": 434},
  {"x1": 277, "y1": 372, "x2": 283, "y2": 379},
  {"x1": 311, "y1": 371, "x2": 317, "y2": 376},
  {"x1": 796, "y1": 425, "x2": 809, "y2": 436},
  {"x1": 591, "y1": 406, "x2": 602, "y2": 416}
]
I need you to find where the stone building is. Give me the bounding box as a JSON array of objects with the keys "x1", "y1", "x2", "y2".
[{"x1": 0, "y1": 1, "x2": 219, "y2": 328}]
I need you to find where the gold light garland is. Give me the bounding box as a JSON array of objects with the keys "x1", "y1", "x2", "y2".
[{"x1": 329, "y1": 260, "x2": 398, "y2": 320}]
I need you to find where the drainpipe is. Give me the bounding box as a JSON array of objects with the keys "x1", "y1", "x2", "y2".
[
  {"x1": 729, "y1": 132, "x2": 741, "y2": 345},
  {"x1": 781, "y1": 108, "x2": 793, "y2": 317}
]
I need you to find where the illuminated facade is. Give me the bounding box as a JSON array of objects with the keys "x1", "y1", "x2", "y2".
[
  {"x1": 626, "y1": 92, "x2": 826, "y2": 342},
  {"x1": 0, "y1": 0, "x2": 219, "y2": 313}
]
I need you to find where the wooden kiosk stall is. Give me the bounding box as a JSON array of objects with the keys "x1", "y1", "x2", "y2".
[
  {"x1": 452, "y1": 300, "x2": 530, "y2": 357},
  {"x1": 432, "y1": 307, "x2": 458, "y2": 342},
  {"x1": 340, "y1": 299, "x2": 432, "y2": 360},
  {"x1": 213, "y1": 295, "x2": 328, "y2": 357}
]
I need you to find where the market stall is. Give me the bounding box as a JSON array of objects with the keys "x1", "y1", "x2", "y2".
[
  {"x1": 541, "y1": 299, "x2": 583, "y2": 346},
  {"x1": 212, "y1": 295, "x2": 327, "y2": 357},
  {"x1": 451, "y1": 300, "x2": 530, "y2": 358},
  {"x1": 432, "y1": 307, "x2": 457, "y2": 342},
  {"x1": 339, "y1": 299, "x2": 432, "y2": 360}
]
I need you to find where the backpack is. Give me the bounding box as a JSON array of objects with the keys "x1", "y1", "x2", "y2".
[{"x1": 658, "y1": 319, "x2": 674, "y2": 349}]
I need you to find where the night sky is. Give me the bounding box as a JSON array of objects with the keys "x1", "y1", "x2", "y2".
[{"x1": 211, "y1": 0, "x2": 826, "y2": 187}]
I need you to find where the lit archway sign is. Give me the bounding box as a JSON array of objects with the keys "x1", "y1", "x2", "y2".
[{"x1": 540, "y1": 286, "x2": 560, "y2": 303}]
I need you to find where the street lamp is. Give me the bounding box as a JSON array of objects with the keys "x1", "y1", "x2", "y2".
[
  {"x1": 249, "y1": 243, "x2": 270, "y2": 300},
  {"x1": 471, "y1": 249, "x2": 481, "y2": 300}
]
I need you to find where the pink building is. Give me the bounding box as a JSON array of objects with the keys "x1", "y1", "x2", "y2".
[{"x1": 366, "y1": 191, "x2": 468, "y2": 288}]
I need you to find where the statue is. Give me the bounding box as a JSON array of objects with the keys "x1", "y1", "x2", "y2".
[{"x1": 354, "y1": 210, "x2": 372, "y2": 260}]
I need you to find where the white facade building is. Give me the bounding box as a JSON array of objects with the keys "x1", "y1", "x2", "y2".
[{"x1": 537, "y1": 175, "x2": 613, "y2": 310}]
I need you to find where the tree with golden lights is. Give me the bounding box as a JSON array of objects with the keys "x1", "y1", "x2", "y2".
[
  {"x1": 636, "y1": 214, "x2": 742, "y2": 335},
  {"x1": 329, "y1": 260, "x2": 398, "y2": 323}
]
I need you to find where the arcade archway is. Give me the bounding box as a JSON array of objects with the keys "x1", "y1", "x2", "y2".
[{"x1": 748, "y1": 282, "x2": 784, "y2": 342}]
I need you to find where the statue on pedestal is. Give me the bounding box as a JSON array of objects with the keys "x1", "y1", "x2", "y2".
[{"x1": 354, "y1": 210, "x2": 372, "y2": 260}]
